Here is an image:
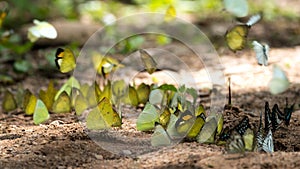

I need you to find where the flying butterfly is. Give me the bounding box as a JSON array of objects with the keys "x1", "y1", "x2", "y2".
[
  {"x1": 139, "y1": 49, "x2": 157, "y2": 74},
  {"x1": 164, "y1": 4, "x2": 176, "y2": 22},
  {"x1": 55, "y1": 48, "x2": 76, "y2": 73},
  {"x1": 268, "y1": 65, "x2": 290, "y2": 95},
  {"x1": 225, "y1": 13, "x2": 262, "y2": 52},
  {"x1": 252, "y1": 41, "x2": 269, "y2": 66}
]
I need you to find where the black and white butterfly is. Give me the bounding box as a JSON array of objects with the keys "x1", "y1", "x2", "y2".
[
  {"x1": 264, "y1": 102, "x2": 272, "y2": 132},
  {"x1": 256, "y1": 111, "x2": 264, "y2": 151},
  {"x1": 262, "y1": 129, "x2": 274, "y2": 153},
  {"x1": 226, "y1": 130, "x2": 245, "y2": 153},
  {"x1": 283, "y1": 99, "x2": 295, "y2": 126},
  {"x1": 252, "y1": 41, "x2": 269, "y2": 66},
  {"x1": 234, "y1": 116, "x2": 250, "y2": 136}
]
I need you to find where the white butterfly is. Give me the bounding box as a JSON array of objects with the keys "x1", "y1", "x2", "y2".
[
  {"x1": 262, "y1": 129, "x2": 274, "y2": 153},
  {"x1": 252, "y1": 41, "x2": 269, "y2": 66},
  {"x1": 27, "y1": 19, "x2": 57, "y2": 42},
  {"x1": 268, "y1": 65, "x2": 290, "y2": 95},
  {"x1": 151, "y1": 114, "x2": 180, "y2": 146},
  {"x1": 246, "y1": 14, "x2": 262, "y2": 26}
]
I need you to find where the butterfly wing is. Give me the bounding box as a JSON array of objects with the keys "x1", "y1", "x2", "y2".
[
  {"x1": 197, "y1": 116, "x2": 217, "y2": 143},
  {"x1": 136, "y1": 102, "x2": 160, "y2": 131},
  {"x1": 264, "y1": 102, "x2": 272, "y2": 132},
  {"x1": 151, "y1": 124, "x2": 172, "y2": 146},
  {"x1": 55, "y1": 48, "x2": 76, "y2": 73},
  {"x1": 252, "y1": 41, "x2": 268, "y2": 66},
  {"x1": 225, "y1": 25, "x2": 249, "y2": 51},
  {"x1": 175, "y1": 110, "x2": 195, "y2": 136},
  {"x1": 33, "y1": 99, "x2": 50, "y2": 125},
  {"x1": 256, "y1": 111, "x2": 264, "y2": 151},
  {"x1": 234, "y1": 116, "x2": 250, "y2": 136},
  {"x1": 246, "y1": 13, "x2": 262, "y2": 26},
  {"x1": 268, "y1": 65, "x2": 290, "y2": 95},
  {"x1": 226, "y1": 130, "x2": 245, "y2": 153},
  {"x1": 139, "y1": 49, "x2": 157, "y2": 74},
  {"x1": 263, "y1": 130, "x2": 274, "y2": 153}
]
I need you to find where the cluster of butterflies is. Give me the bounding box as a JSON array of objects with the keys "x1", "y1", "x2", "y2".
[
  {"x1": 2, "y1": 80, "x2": 72, "y2": 124},
  {"x1": 222, "y1": 100, "x2": 295, "y2": 154},
  {"x1": 136, "y1": 83, "x2": 227, "y2": 147}
]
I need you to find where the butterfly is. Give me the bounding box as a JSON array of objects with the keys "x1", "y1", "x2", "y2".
[
  {"x1": 252, "y1": 41, "x2": 269, "y2": 66},
  {"x1": 186, "y1": 111, "x2": 206, "y2": 139},
  {"x1": 33, "y1": 99, "x2": 50, "y2": 125},
  {"x1": 225, "y1": 14, "x2": 262, "y2": 52},
  {"x1": 234, "y1": 116, "x2": 250, "y2": 136},
  {"x1": 268, "y1": 65, "x2": 290, "y2": 95},
  {"x1": 151, "y1": 124, "x2": 172, "y2": 146},
  {"x1": 262, "y1": 129, "x2": 274, "y2": 153},
  {"x1": 164, "y1": 4, "x2": 176, "y2": 22},
  {"x1": 226, "y1": 130, "x2": 245, "y2": 153},
  {"x1": 175, "y1": 110, "x2": 195, "y2": 136},
  {"x1": 283, "y1": 99, "x2": 295, "y2": 126},
  {"x1": 136, "y1": 102, "x2": 160, "y2": 131},
  {"x1": 52, "y1": 91, "x2": 71, "y2": 114},
  {"x1": 55, "y1": 48, "x2": 76, "y2": 73},
  {"x1": 223, "y1": 0, "x2": 248, "y2": 17},
  {"x1": 256, "y1": 111, "x2": 264, "y2": 151},
  {"x1": 197, "y1": 116, "x2": 217, "y2": 144},
  {"x1": 2, "y1": 90, "x2": 17, "y2": 112},
  {"x1": 151, "y1": 114, "x2": 180, "y2": 146},
  {"x1": 264, "y1": 102, "x2": 272, "y2": 132},
  {"x1": 243, "y1": 128, "x2": 254, "y2": 151},
  {"x1": 86, "y1": 97, "x2": 122, "y2": 130},
  {"x1": 219, "y1": 116, "x2": 249, "y2": 143},
  {"x1": 139, "y1": 49, "x2": 157, "y2": 74}
]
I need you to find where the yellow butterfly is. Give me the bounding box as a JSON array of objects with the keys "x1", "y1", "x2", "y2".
[
  {"x1": 2, "y1": 90, "x2": 17, "y2": 112},
  {"x1": 52, "y1": 91, "x2": 71, "y2": 113},
  {"x1": 55, "y1": 48, "x2": 76, "y2": 73},
  {"x1": 86, "y1": 97, "x2": 122, "y2": 130},
  {"x1": 164, "y1": 5, "x2": 176, "y2": 22},
  {"x1": 39, "y1": 80, "x2": 57, "y2": 110},
  {"x1": 175, "y1": 110, "x2": 195, "y2": 136},
  {"x1": 225, "y1": 14, "x2": 262, "y2": 52},
  {"x1": 225, "y1": 25, "x2": 249, "y2": 52}
]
